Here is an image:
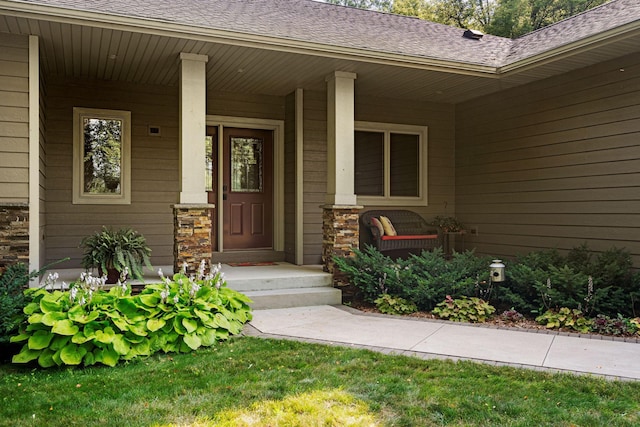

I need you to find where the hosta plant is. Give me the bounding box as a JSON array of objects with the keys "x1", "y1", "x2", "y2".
[
  {"x1": 432, "y1": 295, "x2": 495, "y2": 323},
  {"x1": 11, "y1": 261, "x2": 252, "y2": 367},
  {"x1": 535, "y1": 307, "x2": 593, "y2": 333}
]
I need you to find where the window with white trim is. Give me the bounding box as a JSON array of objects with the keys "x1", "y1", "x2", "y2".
[
  {"x1": 354, "y1": 122, "x2": 428, "y2": 206},
  {"x1": 73, "y1": 107, "x2": 131, "y2": 204}
]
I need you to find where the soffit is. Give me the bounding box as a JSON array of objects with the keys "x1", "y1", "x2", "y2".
[{"x1": 0, "y1": 13, "x2": 638, "y2": 104}]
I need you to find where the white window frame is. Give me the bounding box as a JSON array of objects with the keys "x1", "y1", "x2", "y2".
[
  {"x1": 354, "y1": 121, "x2": 428, "y2": 207},
  {"x1": 72, "y1": 107, "x2": 131, "y2": 204}
]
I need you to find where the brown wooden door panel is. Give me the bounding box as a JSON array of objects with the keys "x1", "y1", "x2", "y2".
[{"x1": 222, "y1": 127, "x2": 273, "y2": 250}]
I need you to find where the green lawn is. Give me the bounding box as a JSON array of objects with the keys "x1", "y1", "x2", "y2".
[{"x1": 0, "y1": 336, "x2": 638, "y2": 426}]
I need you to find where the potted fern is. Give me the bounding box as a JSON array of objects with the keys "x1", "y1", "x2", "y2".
[{"x1": 80, "y1": 227, "x2": 152, "y2": 283}]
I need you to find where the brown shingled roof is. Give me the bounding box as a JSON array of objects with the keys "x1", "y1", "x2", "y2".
[{"x1": 8, "y1": 0, "x2": 640, "y2": 70}]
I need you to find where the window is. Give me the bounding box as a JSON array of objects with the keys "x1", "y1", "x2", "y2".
[
  {"x1": 354, "y1": 122, "x2": 427, "y2": 206},
  {"x1": 73, "y1": 107, "x2": 131, "y2": 204}
]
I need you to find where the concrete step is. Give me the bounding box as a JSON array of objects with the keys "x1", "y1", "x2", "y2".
[
  {"x1": 244, "y1": 287, "x2": 342, "y2": 310},
  {"x1": 223, "y1": 264, "x2": 332, "y2": 292},
  {"x1": 222, "y1": 263, "x2": 340, "y2": 309}
]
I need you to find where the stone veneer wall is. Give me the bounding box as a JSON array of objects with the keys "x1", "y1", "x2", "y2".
[
  {"x1": 0, "y1": 204, "x2": 29, "y2": 272},
  {"x1": 173, "y1": 204, "x2": 215, "y2": 275},
  {"x1": 322, "y1": 205, "x2": 361, "y2": 285}
]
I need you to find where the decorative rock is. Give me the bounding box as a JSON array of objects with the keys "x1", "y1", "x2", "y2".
[
  {"x1": 172, "y1": 204, "x2": 215, "y2": 275},
  {"x1": 0, "y1": 204, "x2": 29, "y2": 272},
  {"x1": 321, "y1": 205, "x2": 362, "y2": 285}
]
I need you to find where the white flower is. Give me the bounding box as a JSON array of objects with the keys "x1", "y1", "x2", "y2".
[
  {"x1": 70, "y1": 287, "x2": 78, "y2": 302},
  {"x1": 158, "y1": 268, "x2": 164, "y2": 278},
  {"x1": 173, "y1": 295, "x2": 179, "y2": 304}
]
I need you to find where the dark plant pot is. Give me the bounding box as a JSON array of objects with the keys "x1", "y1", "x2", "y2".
[{"x1": 100, "y1": 267, "x2": 122, "y2": 284}]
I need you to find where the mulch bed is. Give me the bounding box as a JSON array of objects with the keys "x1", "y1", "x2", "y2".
[{"x1": 348, "y1": 302, "x2": 640, "y2": 341}]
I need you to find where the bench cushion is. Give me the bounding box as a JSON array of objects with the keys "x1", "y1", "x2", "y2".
[
  {"x1": 370, "y1": 217, "x2": 385, "y2": 236},
  {"x1": 381, "y1": 234, "x2": 438, "y2": 241},
  {"x1": 379, "y1": 216, "x2": 397, "y2": 236}
]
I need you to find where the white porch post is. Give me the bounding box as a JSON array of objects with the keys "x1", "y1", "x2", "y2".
[
  {"x1": 325, "y1": 71, "x2": 357, "y2": 206},
  {"x1": 322, "y1": 71, "x2": 361, "y2": 281},
  {"x1": 174, "y1": 53, "x2": 214, "y2": 274},
  {"x1": 178, "y1": 52, "x2": 208, "y2": 204}
]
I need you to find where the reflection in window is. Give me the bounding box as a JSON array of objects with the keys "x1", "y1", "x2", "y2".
[
  {"x1": 353, "y1": 122, "x2": 427, "y2": 205},
  {"x1": 355, "y1": 131, "x2": 384, "y2": 196},
  {"x1": 73, "y1": 108, "x2": 130, "y2": 204},
  {"x1": 390, "y1": 133, "x2": 419, "y2": 197},
  {"x1": 205, "y1": 135, "x2": 214, "y2": 191},
  {"x1": 231, "y1": 137, "x2": 263, "y2": 192},
  {"x1": 83, "y1": 118, "x2": 123, "y2": 194}
]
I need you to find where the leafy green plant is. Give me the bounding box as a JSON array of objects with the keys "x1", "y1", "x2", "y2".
[
  {"x1": 404, "y1": 249, "x2": 492, "y2": 311},
  {"x1": 80, "y1": 226, "x2": 152, "y2": 282},
  {"x1": 10, "y1": 261, "x2": 252, "y2": 367},
  {"x1": 535, "y1": 308, "x2": 593, "y2": 333},
  {"x1": 590, "y1": 314, "x2": 639, "y2": 337},
  {"x1": 0, "y1": 259, "x2": 67, "y2": 347},
  {"x1": 502, "y1": 245, "x2": 639, "y2": 318},
  {"x1": 374, "y1": 293, "x2": 417, "y2": 315},
  {"x1": 500, "y1": 308, "x2": 524, "y2": 322},
  {"x1": 432, "y1": 295, "x2": 495, "y2": 323},
  {"x1": 0, "y1": 263, "x2": 31, "y2": 346},
  {"x1": 333, "y1": 245, "x2": 409, "y2": 302}
]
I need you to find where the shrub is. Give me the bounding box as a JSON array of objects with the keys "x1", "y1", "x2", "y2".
[
  {"x1": 400, "y1": 249, "x2": 492, "y2": 311},
  {"x1": 432, "y1": 295, "x2": 495, "y2": 323},
  {"x1": 374, "y1": 294, "x2": 417, "y2": 315},
  {"x1": 11, "y1": 261, "x2": 252, "y2": 368},
  {"x1": 502, "y1": 245, "x2": 639, "y2": 317},
  {"x1": 0, "y1": 261, "x2": 62, "y2": 346},
  {"x1": 335, "y1": 247, "x2": 493, "y2": 311},
  {"x1": 0, "y1": 263, "x2": 31, "y2": 345},
  {"x1": 333, "y1": 245, "x2": 409, "y2": 303}
]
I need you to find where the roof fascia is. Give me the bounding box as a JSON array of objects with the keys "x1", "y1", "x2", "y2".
[
  {"x1": 499, "y1": 20, "x2": 640, "y2": 75},
  {"x1": 0, "y1": 1, "x2": 499, "y2": 77}
]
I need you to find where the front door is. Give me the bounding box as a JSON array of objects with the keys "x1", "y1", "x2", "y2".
[{"x1": 221, "y1": 127, "x2": 274, "y2": 250}]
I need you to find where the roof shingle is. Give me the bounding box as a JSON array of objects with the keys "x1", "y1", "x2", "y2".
[{"x1": 10, "y1": 0, "x2": 640, "y2": 69}]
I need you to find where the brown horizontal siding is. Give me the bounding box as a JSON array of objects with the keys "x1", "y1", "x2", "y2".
[
  {"x1": 456, "y1": 52, "x2": 640, "y2": 266},
  {"x1": 302, "y1": 90, "x2": 326, "y2": 265},
  {"x1": 0, "y1": 33, "x2": 29, "y2": 203},
  {"x1": 44, "y1": 77, "x2": 179, "y2": 267},
  {"x1": 355, "y1": 95, "x2": 457, "y2": 247}
]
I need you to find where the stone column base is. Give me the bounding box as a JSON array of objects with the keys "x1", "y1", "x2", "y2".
[
  {"x1": 321, "y1": 204, "x2": 362, "y2": 285},
  {"x1": 0, "y1": 203, "x2": 29, "y2": 272},
  {"x1": 172, "y1": 204, "x2": 215, "y2": 275}
]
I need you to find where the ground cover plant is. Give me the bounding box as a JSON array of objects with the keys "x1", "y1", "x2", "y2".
[
  {"x1": 10, "y1": 261, "x2": 252, "y2": 367},
  {"x1": 0, "y1": 337, "x2": 638, "y2": 426},
  {"x1": 335, "y1": 245, "x2": 640, "y2": 335}
]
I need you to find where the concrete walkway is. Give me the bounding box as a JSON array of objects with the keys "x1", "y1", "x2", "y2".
[{"x1": 247, "y1": 305, "x2": 640, "y2": 381}]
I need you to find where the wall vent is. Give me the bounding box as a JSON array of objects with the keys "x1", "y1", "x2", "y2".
[{"x1": 463, "y1": 29, "x2": 484, "y2": 40}]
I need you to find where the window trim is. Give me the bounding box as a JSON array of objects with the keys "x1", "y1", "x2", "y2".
[
  {"x1": 72, "y1": 107, "x2": 131, "y2": 205},
  {"x1": 354, "y1": 121, "x2": 428, "y2": 207}
]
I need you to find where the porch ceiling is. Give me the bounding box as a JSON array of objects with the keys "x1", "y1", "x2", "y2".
[{"x1": 1, "y1": 13, "x2": 639, "y2": 104}]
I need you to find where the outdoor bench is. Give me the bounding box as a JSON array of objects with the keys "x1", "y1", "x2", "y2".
[{"x1": 360, "y1": 210, "x2": 442, "y2": 255}]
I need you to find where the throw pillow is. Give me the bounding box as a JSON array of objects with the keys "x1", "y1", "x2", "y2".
[
  {"x1": 370, "y1": 217, "x2": 385, "y2": 236},
  {"x1": 379, "y1": 216, "x2": 397, "y2": 236}
]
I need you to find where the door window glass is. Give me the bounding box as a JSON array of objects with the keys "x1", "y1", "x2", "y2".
[{"x1": 231, "y1": 137, "x2": 263, "y2": 192}]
